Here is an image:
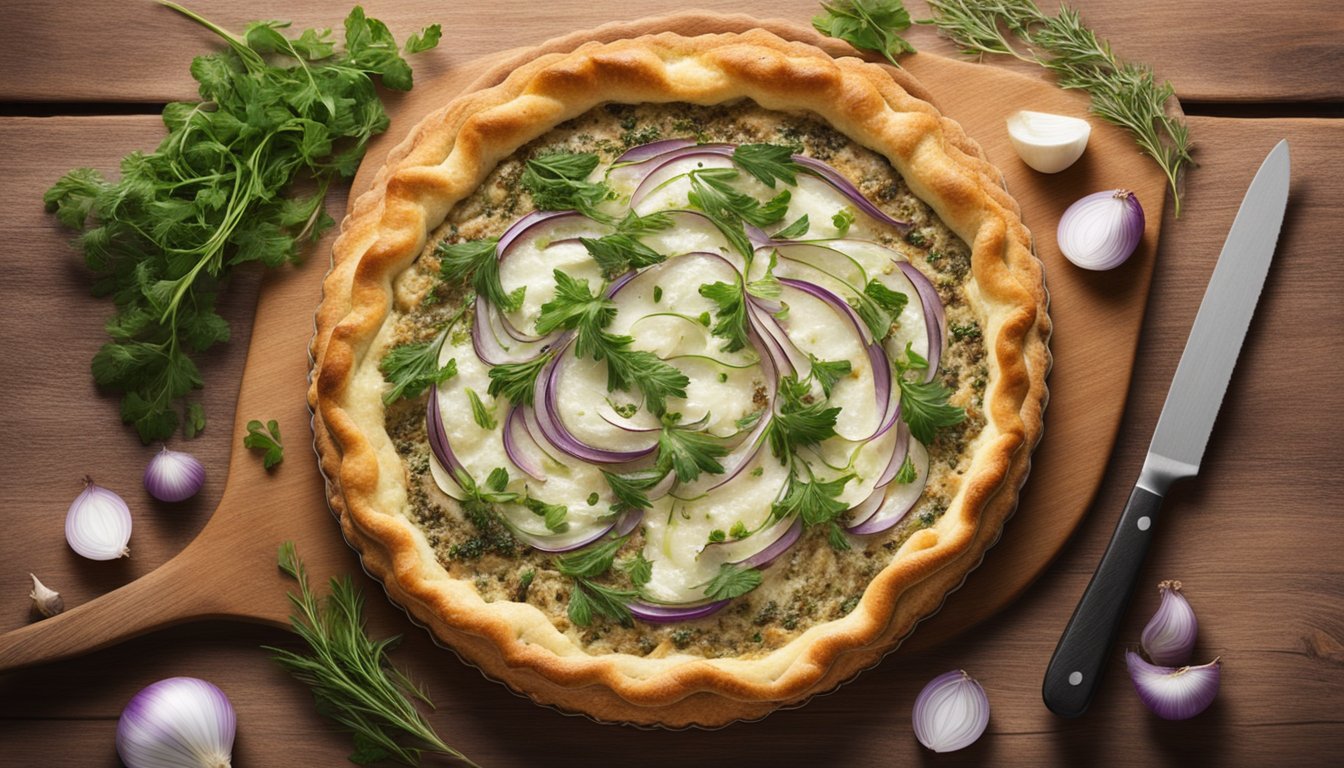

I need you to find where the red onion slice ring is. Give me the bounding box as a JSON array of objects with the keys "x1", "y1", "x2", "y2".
[
  {"x1": 628, "y1": 598, "x2": 731, "y2": 624},
  {"x1": 777, "y1": 278, "x2": 897, "y2": 440},
  {"x1": 612, "y1": 138, "x2": 700, "y2": 165},
  {"x1": 503, "y1": 405, "x2": 546, "y2": 482},
  {"x1": 898, "y1": 261, "x2": 945, "y2": 382},
  {"x1": 734, "y1": 516, "x2": 803, "y2": 570},
  {"x1": 532, "y1": 340, "x2": 659, "y2": 464},
  {"x1": 472, "y1": 297, "x2": 555, "y2": 365},
  {"x1": 847, "y1": 430, "x2": 929, "y2": 535},
  {"x1": 792, "y1": 154, "x2": 910, "y2": 232},
  {"x1": 629, "y1": 149, "x2": 735, "y2": 209}
]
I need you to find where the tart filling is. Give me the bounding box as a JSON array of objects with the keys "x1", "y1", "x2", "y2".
[{"x1": 379, "y1": 103, "x2": 985, "y2": 657}]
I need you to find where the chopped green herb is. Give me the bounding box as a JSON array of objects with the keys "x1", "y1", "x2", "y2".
[
  {"x1": 687, "y1": 167, "x2": 790, "y2": 256},
  {"x1": 266, "y1": 543, "x2": 479, "y2": 768},
  {"x1": 244, "y1": 419, "x2": 284, "y2": 469},
  {"x1": 774, "y1": 214, "x2": 811, "y2": 240},
  {"x1": 772, "y1": 471, "x2": 852, "y2": 528},
  {"x1": 699, "y1": 280, "x2": 751, "y2": 353},
  {"x1": 708, "y1": 529, "x2": 727, "y2": 544},
  {"x1": 43, "y1": 3, "x2": 440, "y2": 441},
  {"x1": 703, "y1": 563, "x2": 763, "y2": 600},
  {"x1": 766, "y1": 376, "x2": 841, "y2": 461},
  {"x1": 521, "y1": 152, "x2": 611, "y2": 218},
  {"x1": 586, "y1": 492, "x2": 600, "y2": 506},
  {"x1": 652, "y1": 285, "x2": 664, "y2": 303},
  {"x1": 580, "y1": 212, "x2": 672, "y2": 278},
  {"x1": 621, "y1": 551, "x2": 653, "y2": 588},
  {"x1": 898, "y1": 377, "x2": 966, "y2": 444},
  {"x1": 893, "y1": 454, "x2": 918, "y2": 484},
  {"x1": 746, "y1": 249, "x2": 784, "y2": 300},
  {"x1": 464, "y1": 387, "x2": 496, "y2": 430},
  {"x1": 524, "y1": 497, "x2": 569, "y2": 533},
  {"x1": 602, "y1": 469, "x2": 665, "y2": 511},
  {"x1": 379, "y1": 324, "x2": 461, "y2": 404},
  {"x1": 567, "y1": 579, "x2": 636, "y2": 627},
  {"x1": 555, "y1": 536, "x2": 626, "y2": 580},
  {"x1": 438, "y1": 238, "x2": 523, "y2": 312},
  {"x1": 832, "y1": 206, "x2": 856, "y2": 235},
  {"x1": 732, "y1": 143, "x2": 802, "y2": 188},
  {"x1": 486, "y1": 351, "x2": 553, "y2": 407},
  {"x1": 730, "y1": 521, "x2": 749, "y2": 539},
  {"x1": 808, "y1": 355, "x2": 853, "y2": 398},
  {"x1": 813, "y1": 0, "x2": 915, "y2": 67},
  {"x1": 657, "y1": 414, "x2": 728, "y2": 483}
]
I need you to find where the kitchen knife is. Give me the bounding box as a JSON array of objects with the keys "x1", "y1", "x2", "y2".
[{"x1": 1042, "y1": 139, "x2": 1291, "y2": 718}]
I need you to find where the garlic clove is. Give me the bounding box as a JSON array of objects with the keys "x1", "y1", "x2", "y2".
[
  {"x1": 29, "y1": 573, "x2": 65, "y2": 619},
  {"x1": 1006, "y1": 110, "x2": 1092, "y2": 173},
  {"x1": 1141, "y1": 580, "x2": 1198, "y2": 666}
]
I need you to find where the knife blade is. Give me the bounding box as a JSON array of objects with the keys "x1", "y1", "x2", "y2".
[{"x1": 1042, "y1": 140, "x2": 1291, "y2": 718}]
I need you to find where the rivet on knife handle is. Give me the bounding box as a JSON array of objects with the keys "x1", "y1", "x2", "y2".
[{"x1": 1042, "y1": 483, "x2": 1163, "y2": 717}]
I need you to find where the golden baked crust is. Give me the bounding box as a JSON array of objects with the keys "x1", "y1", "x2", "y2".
[{"x1": 310, "y1": 24, "x2": 1048, "y2": 726}]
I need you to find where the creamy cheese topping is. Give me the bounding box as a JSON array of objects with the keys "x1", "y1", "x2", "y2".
[{"x1": 421, "y1": 140, "x2": 948, "y2": 614}]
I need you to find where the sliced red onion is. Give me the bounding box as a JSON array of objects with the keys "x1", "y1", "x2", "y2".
[
  {"x1": 533, "y1": 341, "x2": 658, "y2": 464},
  {"x1": 848, "y1": 428, "x2": 927, "y2": 535},
  {"x1": 873, "y1": 417, "x2": 911, "y2": 488},
  {"x1": 747, "y1": 302, "x2": 811, "y2": 378},
  {"x1": 792, "y1": 154, "x2": 910, "y2": 232},
  {"x1": 1125, "y1": 651, "x2": 1221, "y2": 721},
  {"x1": 630, "y1": 149, "x2": 735, "y2": 208},
  {"x1": 472, "y1": 298, "x2": 553, "y2": 365},
  {"x1": 898, "y1": 261, "x2": 945, "y2": 382},
  {"x1": 612, "y1": 138, "x2": 699, "y2": 165},
  {"x1": 912, "y1": 670, "x2": 990, "y2": 753},
  {"x1": 613, "y1": 508, "x2": 643, "y2": 537},
  {"x1": 778, "y1": 278, "x2": 897, "y2": 440},
  {"x1": 771, "y1": 242, "x2": 870, "y2": 292},
  {"x1": 426, "y1": 387, "x2": 469, "y2": 483},
  {"x1": 509, "y1": 516, "x2": 616, "y2": 554},
  {"x1": 1058, "y1": 189, "x2": 1144, "y2": 271},
  {"x1": 503, "y1": 405, "x2": 546, "y2": 481},
  {"x1": 735, "y1": 516, "x2": 803, "y2": 569},
  {"x1": 628, "y1": 598, "x2": 731, "y2": 624}
]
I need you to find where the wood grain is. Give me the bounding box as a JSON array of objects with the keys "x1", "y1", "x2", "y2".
[
  {"x1": 2, "y1": 1, "x2": 1341, "y2": 105},
  {"x1": 0, "y1": 0, "x2": 1341, "y2": 764}
]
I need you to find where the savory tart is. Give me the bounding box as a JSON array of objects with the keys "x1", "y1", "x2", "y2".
[{"x1": 311, "y1": 26, "x2": 1048, "y2": 727}]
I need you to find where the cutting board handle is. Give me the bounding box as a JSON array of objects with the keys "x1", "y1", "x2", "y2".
[{"x1": 0, "y1": 489, "x2": 295, "y2": 673}]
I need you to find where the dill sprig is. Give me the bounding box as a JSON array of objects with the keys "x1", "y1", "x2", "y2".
[
  {"x1": 921, "y1": 0, "x2": 1194, "y2": 215},
  {"x1": 265, "y1": 542, "x2": 480, "y2": 767}
]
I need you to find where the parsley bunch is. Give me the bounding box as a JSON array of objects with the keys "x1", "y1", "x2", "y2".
[{"x1": 44, "y1": 2, "x2": 441, "y2": 441}]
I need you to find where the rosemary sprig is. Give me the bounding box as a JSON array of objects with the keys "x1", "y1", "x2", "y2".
[
  {"x1": 266, "y1": 542, "x2": 480, "y2": 767},
  {"x1": 921, "y1": 0, "x2": 1194, "y2": 215}
]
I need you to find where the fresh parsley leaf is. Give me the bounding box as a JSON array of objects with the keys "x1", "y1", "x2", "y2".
[
  {"x1": 686, "y1": 167, "x2": 789, "y2": 257},
  {"x1": 438, "y1": 238, "x2": 524, "y2": 312},
  {"x1": 244, "y1": 418, "x2": 284, "y2": 469},
  {"x1": 580, "y1": 210, "x2": 673, "y2": 278},
  {"x1": 746, "y1": 249, "x2": 784, "y2": 300},
  {"x1": 657, "y1": 416, "x2": 728, "y2": 483},
  {"x1": 568, "y1": 579, "x2": 636, "y2": 627},
  {"x1": 184, "y1": 402, "x2": 207, "y2": 439},
  {"x1": 524, "y1": 497, "x2": 569, "y2": 533},
  {"x1": 620, "y1": 551, "x2": 653, "y2": 588},
  {"x1": 832, "y1": 206, "x2": 856, "y2": 236},
  {"x1": 865, "y1": 278, "x2": 908, "y2": 315},
  {"x1": 487, "y1": 351, "x2": 553, "y2": 407},
  {"x1": 602, "y1": 469, "x2": 665, "y2": 511},
  {"x1": 267, "y1": 543, "x2": 478, "y2": 768},
  {"x1": 730, "y1": 521, "x2": 749, "y2": 539},
  {"x1": 535, "y1": 270, "x2": 616, "y2": 356},
  {"x1": 465, "y1": 387, "x2": 497, "y2": 430},
  {"x1": 732, "y1": 143, "x2": 802, "y2": 188},
  {"x1": 813, "y1": 0, "x2": 915, "y2": 68},
  {"x1": 808, "y1": 355, "x2": 853, "y2": 398},
  {"x1": 522, "y1": 152, "x2": 611, "y2": 218},
  {"x1": 893, "y1": 454, "x2": 918, "y2": 484},
  {"x1": 698, "y1": 280, "x2": 751, "y2": 353},
  {"x1": 774, "y1": 214, "x2": 811, "y2": 240},
  {"x1": 898, "y1": 377, "x2": 966, "y2": 444},
  {"x1": 828, "y1": 522, "x2": 853, "y2": 551},
  {"x1": 772, "y1": 471, "x2": 852, "y2": 527},
  {"x1": 703, "y1": 563, "x2": 763, "y2": 601},
  {"x1": 604, "y1": 348, "x2": 688, "y2": 416},
  {"x1": 455, "y1": 467, "x2": 521, "y2": 506},
  {"x1": 707, "y1": 529, "x2": 727, "y2": 544},
  {"x1": 556, "y1": 536, "x2": 627, "y2": 580},
  {"x1": 379, "y1": 330, "x2": 457, "y2": 404},
  {"x1": 46, "y1": 4, "x2": 439, "y2": 442},
  {"x1": 766, "y1": 376, "x2": 841, "y2": 461}
]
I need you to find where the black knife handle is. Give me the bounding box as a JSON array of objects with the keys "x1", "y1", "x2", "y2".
[{"x1": 1043, "y1": 484, "x2": 1164, "y2": 717}]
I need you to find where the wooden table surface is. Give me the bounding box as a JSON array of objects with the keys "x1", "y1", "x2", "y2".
[{"x1": 1, "y1": 1, "x2": 1340, "y2": 766}]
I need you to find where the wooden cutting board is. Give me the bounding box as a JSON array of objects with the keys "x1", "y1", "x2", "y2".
[{"x1": 0, "y1": 12, "x2": 1166, "y2": 715}]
